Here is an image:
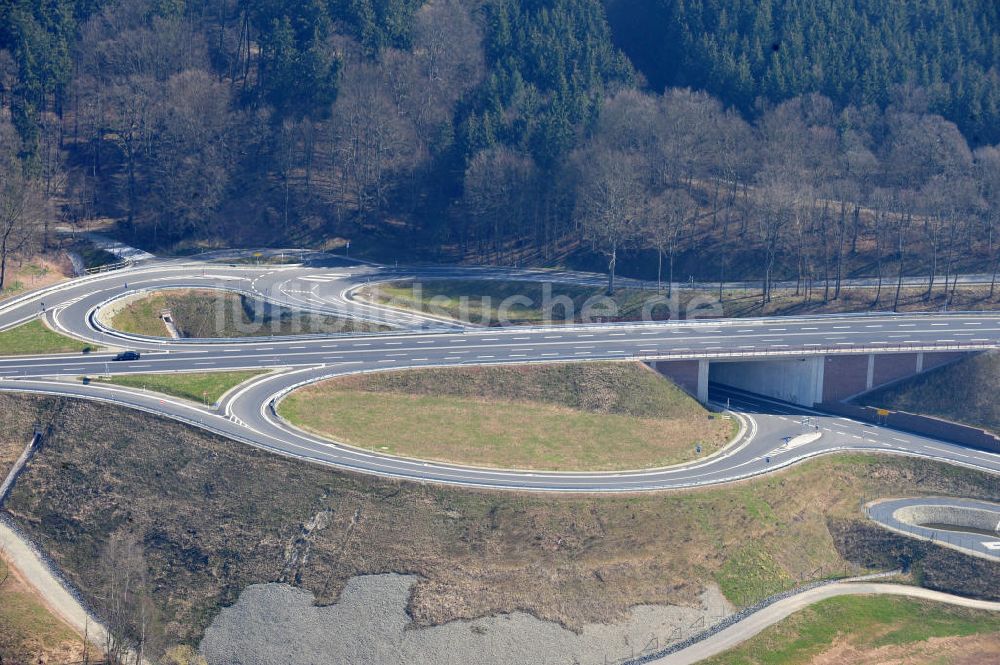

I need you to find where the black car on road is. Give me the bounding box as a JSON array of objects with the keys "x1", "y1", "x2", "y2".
[{"x1": 112, "y1": 351, "x2": 141, "y2": 361}]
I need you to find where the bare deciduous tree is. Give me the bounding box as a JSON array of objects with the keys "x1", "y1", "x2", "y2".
[
  {"x1": 0, "y1": 167, "x2": 44, "y2": 292},
  {"x1": 96, "y1": 531, "x2": 160, "y2": 665},
  {"x1": 643, "y1": 188, "x2": 696, "y2": 295},
  {"x1": 575, "y1": 149, "x2": 644, "y2": 294}
]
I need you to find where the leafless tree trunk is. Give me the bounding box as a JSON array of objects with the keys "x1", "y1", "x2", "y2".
[{"x1": 0, "y1": 169, "x2": 44, "y2": 292}]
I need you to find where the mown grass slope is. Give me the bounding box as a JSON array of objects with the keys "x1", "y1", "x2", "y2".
[
  {"x1": 858, "y1": 351, "x2": 1000, "y2": 435},
  {"x1": 0, "y1": 319, "x2": 95, "y2": 356},
  {"x1": 280, "y1": 362, "x2": 734, "y2": 470},
  {"x1": 97, "y1": 370, "x2": 264, "y2": 404},
  {"x1": 2, "y1": 392, "x2": 997, "y2": 650},
  {"x1": 702, "y1": 594, "x2": 1000, "y2": 665}
]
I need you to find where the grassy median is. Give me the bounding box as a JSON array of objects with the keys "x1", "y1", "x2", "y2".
[
  {"x1": 703, "y1": 594, "x2": 1000, "y2": 665},
  {"x1": 95, "y1": 370, "x2": 264, "y2": 404},
  {"x1": 0, "y1": 319, "x2": 96, "y2": 356},
  {"x1": 279, "y1": 362, "x2": 735, "y2": 471},
  {"x1": 111, "y1": 289, "x2": 388, "y2": 338}
]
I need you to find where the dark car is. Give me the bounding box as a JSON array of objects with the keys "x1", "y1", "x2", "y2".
[{"x1": 112, "y1": 351, "x2": 141, "y2": 361}]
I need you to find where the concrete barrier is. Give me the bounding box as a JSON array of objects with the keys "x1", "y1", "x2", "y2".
[
  {"x1": 818, "y1": 401, "x2": 1000, "y2": 454},
  {"x1": 893, "y1": 505, "x2": 1000, "y2": 533}
]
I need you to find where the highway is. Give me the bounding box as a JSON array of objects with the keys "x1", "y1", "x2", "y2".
[{"x1": 1, "y1": 253, "x2": 999, "y2": 491}]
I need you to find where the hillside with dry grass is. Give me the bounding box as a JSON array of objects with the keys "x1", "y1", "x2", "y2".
[{"x1": 1, "y1": 392, "x2": 996, "y2": 652}]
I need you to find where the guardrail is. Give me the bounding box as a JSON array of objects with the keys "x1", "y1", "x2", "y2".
[
  {"x1": 634, "y1": 341, "x2": 996, "y2": 362},
  {"x1": 84, "y1": 259, "x2": 133, "y2": 274}
]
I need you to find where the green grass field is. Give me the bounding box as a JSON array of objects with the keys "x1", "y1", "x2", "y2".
[
  {"x1": 97, "y1": 370, "x2": 264, "y2": 404},
  {"x1": 279, "y1": 362, "x2": 734, "y2": 471},
  {"x1": 702, "y1": 594, "x2": 1000, "y2": 664},
  {"x1": 0, "y1": 319, "x2": 96, "y2": 356}
]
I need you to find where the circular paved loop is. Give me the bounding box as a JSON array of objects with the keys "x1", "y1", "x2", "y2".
[
  {"x1": 1, "y1": 252, "x2": 999, "y2": 491},
  {"x1": 867, "y1": 497, "x2": 1000, "y2": 561}
]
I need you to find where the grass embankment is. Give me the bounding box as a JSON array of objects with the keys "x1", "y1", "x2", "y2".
[
  {"x1": 0, "y1": 319, "x2": 96, "y2": 356},
  {"x1": 361, "y1": 279, "x2": 1000, "y2": 324},
  {"x1": 703, "y1": 594, "x2": 1000, "y2": 665},
  {"x1": 2, "y1": 392, "x2": 998, "y2": 651},
  {"x1": 360, "y1": 279, "x2": 656, "y2": 324},
  {"x1": 859, "y1": 351, "x2": 1000, "y2": 436},
  {"x1": 96, "y1": 371, "x2": 264, "y2": 405},
  {"x1": 111, "y1": 289, "x2": 388, "y2": 338},
  {"x1": 279, "y1": 362, "x2": 734, "y2": 471},
  {"x1": 0, "y1": 557, "x2": 89, "y2": 664}
]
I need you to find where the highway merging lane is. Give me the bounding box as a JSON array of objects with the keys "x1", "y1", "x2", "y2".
[{"x1": 1, "y1": 255, "x2": 999, "y2": 491}]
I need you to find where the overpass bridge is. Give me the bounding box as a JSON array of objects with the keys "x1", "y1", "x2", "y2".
[{"x1": 650, "y1": 345, "x2": 971, "y2": 407}]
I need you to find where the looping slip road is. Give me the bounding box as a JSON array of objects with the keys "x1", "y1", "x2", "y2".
[{"x1": 0, "y1": 252, "x2": 998, "y2": 491}]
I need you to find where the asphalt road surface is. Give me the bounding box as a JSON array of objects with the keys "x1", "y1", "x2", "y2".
[{"x1": 1, "y1": 252, "x2": 999, "y2": 491}]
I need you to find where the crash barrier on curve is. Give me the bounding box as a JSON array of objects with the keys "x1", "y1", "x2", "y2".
[{"x1": 818, "y1": 401, "x2": 1000, "y2": 454}]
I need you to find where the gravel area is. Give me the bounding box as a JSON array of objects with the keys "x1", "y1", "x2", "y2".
[{"x1": 200, "y1": 574, "x2": 732, "y2": 665}]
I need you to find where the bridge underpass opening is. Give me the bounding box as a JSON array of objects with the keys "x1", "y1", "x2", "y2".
[
  {"x1": 703, "y1": 351, "x2": 970, "y2": 408},
  {"x1": 709, "y1": 357, "x2": 825, "y2": 407}
]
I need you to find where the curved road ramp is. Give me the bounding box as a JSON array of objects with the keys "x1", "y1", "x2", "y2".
[{"x1": 867, "y1": 497, "x2": 1000, "y2": 561}]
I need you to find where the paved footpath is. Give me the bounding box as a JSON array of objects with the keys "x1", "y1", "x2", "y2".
[
  {"x1": 651, "y1": 583, "x2": 1000, "y2": 664},
  {"x1": 0, "y1": 516, "x2": 111, "y2": 649}
]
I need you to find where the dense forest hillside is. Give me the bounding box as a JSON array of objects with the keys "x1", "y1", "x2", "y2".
[
  {"x1": 0, "y1": 0, "x2": 998, "y2": 301},
  {"x1": 605, "y1": 0, "x2": 1000, "y2": 145}
]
